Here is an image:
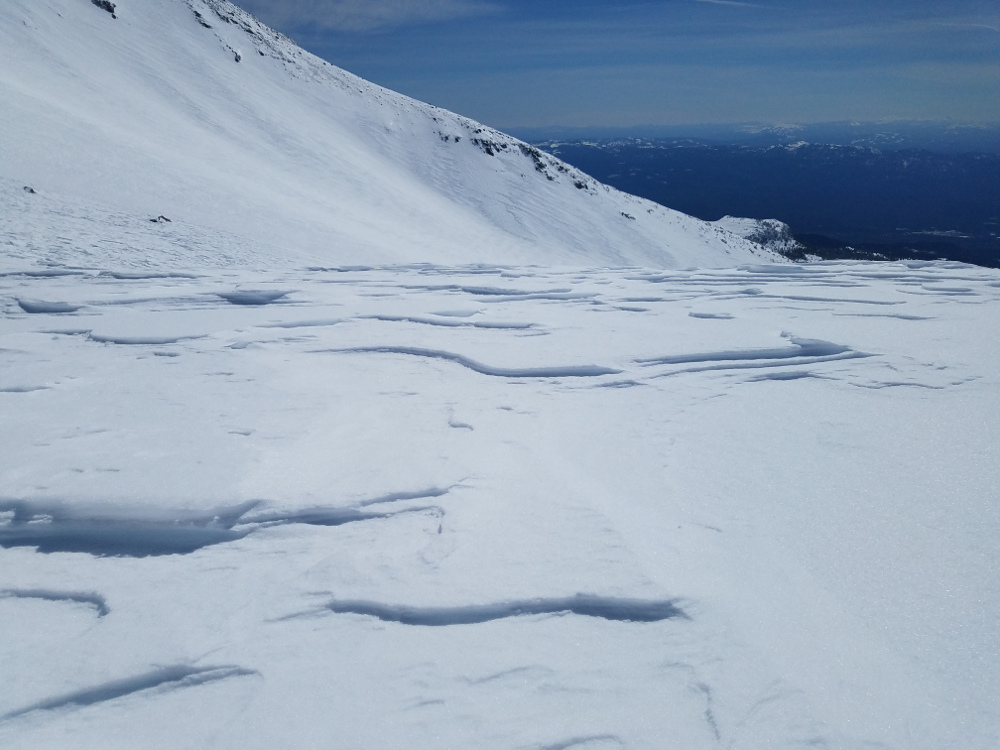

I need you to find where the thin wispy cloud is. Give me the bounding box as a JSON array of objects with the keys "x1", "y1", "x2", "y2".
[
  {"x1": 694, "y1": 0, "x2": 770, "y2": 8},
  {"x1": 239, "y1": 0, "x2": 501, "y2": 32},
  {"x1": 240, "y1": 0, "x2": 1000, "y2": 126},
  {"x1": 933, "y1": 22, "x2": 1000, "y2": 33}
]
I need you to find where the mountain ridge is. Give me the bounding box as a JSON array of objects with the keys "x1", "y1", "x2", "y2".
[{"x1": 0, "y1": 0, "x2": 779, "y2": 269}]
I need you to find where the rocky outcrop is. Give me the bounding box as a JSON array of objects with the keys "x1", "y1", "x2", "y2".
[
  {"x1": 711, "y1": 216, "x2": 808, "y2": 260},
  {"x1": 91, "y1": 0, "x2": 117, "y2": 18}
]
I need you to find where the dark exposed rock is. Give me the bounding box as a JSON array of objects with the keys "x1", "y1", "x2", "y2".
[
  {"x1": 472, "y1": 138, "x2": 508, "y2": 157},
  {"x1": 91, "y1": 0, "x2": 117, "y2": 19},
  {"x1": 519, "y1": 144, "x2": 557, "y2": 180}
]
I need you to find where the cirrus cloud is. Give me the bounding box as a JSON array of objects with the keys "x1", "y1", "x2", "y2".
[{"x1": 694, "y1": 0, "x2": 770, "y2": 7}]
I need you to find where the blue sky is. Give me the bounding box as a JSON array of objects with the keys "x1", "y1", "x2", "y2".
[{"x1": 237, "y1": 0, "x2": 1000, "y2": 130}]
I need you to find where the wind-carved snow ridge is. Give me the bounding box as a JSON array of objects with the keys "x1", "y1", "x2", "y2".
[
  {"x1": 242, "y1": 487, "x2": 454, "y2": 528},
  {"x1": 637, "y1": 336, "x2": 872, "y2": 376},
  {"x1": 16, "y1": 299, "x2": 83, "y2": 314},
  {"x1": 217, "y1": 290, "x2": 291, "y2": 306},
  {"x1": 0, "y1": 665, "x2": 258, "y2": 723},
  {"x1": 0, "y1": 500, "x2": 258, "y2": 557},
  {"x1": 256, "y1": 318, "x2": 342, "y2": 330},
  {"x1": 637, "y1": 336, "x2": 854, "y2": 364},
  {"x1": 1, "y1": 258, "x2": 999, "y2": 745},
  {"x1": 99, "y1": 271, "x2": 200, "y2": 280},
  {"x1": 245, "y1": 505, "x2": 443, "y2": 529},
  {"x1": 455, "y1": 285, "x2": 572, "y2": 296},
  {"x1": 322, "y1": 594, "x2": 686, "y2": 625},
  {"x1": 362, "y1": 314, "x2": 534, "y2": 330},
  {"x1": 0, "y1": 589, "x2": 110, "y2": 617},
  {"x1": 0, "y1": 270, "x2": 84, "y2": 279},
  {"x1": 748, "y1": 371, "x2": 822, "y2": 382},
  {"x1": 87, "y1": 333, "x2": 206, "y2": 346},
  {"x1": 540, "y1": 736, "x2": 625, "y2": 750},
  {"x1": 400, "y1": 283, "x2": 596, "y2": 302},
  {"x1": 353, "y1": 487, "x2": 456, "y2": 507},
  {"x1": 0, "y1": 491, "x2": 450, "y2": 557},
  {"x1": 318, "y1": 346, "x2": 621, "y2": 378}
]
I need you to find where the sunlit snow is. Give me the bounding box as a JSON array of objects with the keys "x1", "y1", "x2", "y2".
[
  {"x1": 1, "y1": 0, "x2": 998, "y2": 748},
  {"x1": 2, "y1": 202, "x2": 998, "y2": 747}
]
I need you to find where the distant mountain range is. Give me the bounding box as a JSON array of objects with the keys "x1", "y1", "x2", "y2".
[
  {"x1": 514, "y1": 121, "x2": 1000, "y2": 155},
  {"x1": 533, "y1": 134, "x2": 1000, "y2": 268}
]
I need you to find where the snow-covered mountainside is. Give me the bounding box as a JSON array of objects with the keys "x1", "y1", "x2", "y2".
[
  {"x1": 712, "y1": 216, "x2": 808, "y2": 259},
  {"x1": 2, "y1": 2, "x2": 1000, "y2": 749},
  {"x1": 0, "y1": 0, "x2": 777, "y2": 268}
]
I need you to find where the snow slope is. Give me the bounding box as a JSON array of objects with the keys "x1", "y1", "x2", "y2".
[
  {"x1": 0, "y1": 0, "x2": 776, "y2": 268},
  {"x1": 0, "y1": 215, "x2": 998, "y2": 747},
  {"x1": 2, "y1": 2, "x2": 999, "y2": 749}
]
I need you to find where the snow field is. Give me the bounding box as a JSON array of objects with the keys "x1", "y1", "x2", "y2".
[
  {"x1": 1, "y1": 0, "x2": 998, "y2": 746},
  {"x1": 1, "y1": 249, "x2": 998, "y2": 749}
]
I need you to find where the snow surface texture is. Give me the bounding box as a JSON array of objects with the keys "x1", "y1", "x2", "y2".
[
  {"x1": 1, "y1": 1, "x2": 998, "y2": 748},
  {"x1": 1, "y1": 204, "x2": 999, "y2": 747},
  {"x1": 0, "y1": 0, "x2": 779, "y2": 269}
]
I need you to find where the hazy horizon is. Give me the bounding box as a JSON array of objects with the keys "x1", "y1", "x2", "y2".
[{"x1": 236, "y1": 0, "x2": 1000, "y2": 132}]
